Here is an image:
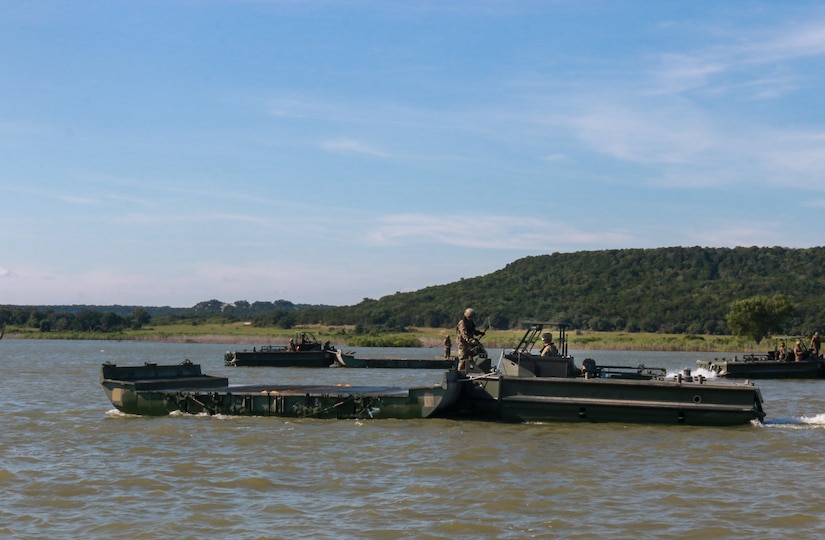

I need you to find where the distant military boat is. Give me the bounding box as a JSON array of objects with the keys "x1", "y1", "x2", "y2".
[
  {"x1": 224, "y1": 332, "x2": 340, "y2": 367},
  {"x1": 455, "y1": 323, "x2": 766, "y2": 426},
  {"x1": 696, "y1": 336, "x2": 825, "y2": 379},
  {"x1": 225, "y1": 331, "x2": 455, "y2": 369},
  {"x1": 331, "y1": 354, "x2": 454, "y2": 370},
  {"x1": 100, "y1": 360, "x2": 462, "y2": 419}
]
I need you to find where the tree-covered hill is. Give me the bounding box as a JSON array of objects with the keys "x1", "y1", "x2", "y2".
[{"x1": 305, "y1": 246, "x2": 825, "y2": 335}]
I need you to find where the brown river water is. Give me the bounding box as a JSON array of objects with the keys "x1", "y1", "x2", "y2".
[{"x1": 2, "y1": 339, "x2": 824, "y2": 539}]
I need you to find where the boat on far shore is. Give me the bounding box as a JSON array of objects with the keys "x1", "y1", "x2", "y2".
[
  {"x1": 331, "y1": 354, "x2": 455, "y2": 370},
  {"x1": 696, "y1": 336, "x2": 825, "y2": 379},
  {"x1": 225, "y1": 332, "x2": 456, "y2": 369},
  {"x1": 224, "y1": 332, "x2": 341, "y2": 367}
]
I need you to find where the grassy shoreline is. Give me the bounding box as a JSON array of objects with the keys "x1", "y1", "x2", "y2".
[{"x1": 2, "y1": 322, "x2": 771, "y2": 353}]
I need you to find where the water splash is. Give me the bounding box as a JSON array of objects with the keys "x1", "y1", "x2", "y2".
[
  {"x1": 664, "y1": 367, "x2": 718, "y2": 379},
  {"x1": 763, "y1": 413, "x2": 825, "y2": 428}
]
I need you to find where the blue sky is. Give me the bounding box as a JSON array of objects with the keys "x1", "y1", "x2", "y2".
[{"x1": 2, "y1": 1, "x2": 825, "y2": 307}]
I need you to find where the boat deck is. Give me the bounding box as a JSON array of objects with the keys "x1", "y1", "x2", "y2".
[{"x1": 154, "y1": 383, "x2": 415, "y2": 397}]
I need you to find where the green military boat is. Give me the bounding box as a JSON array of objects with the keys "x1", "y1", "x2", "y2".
[
  {"x1": 456, "y1": 323, "x2": 766, "y2": 426},
  {"x1": 225, "y1": 331, "x2": 455, "y2": 369},
  {"x1": 101, "y1": 324, "x2": 766, "y2": 426},
  {"x1": 224, "y1": 332, "x2": 341, "y2": 367},
  {"x1": 331, "y1": 354, "x2": 455, "y2": 370},
  {"x1": 101, "y1": 360, "x2": 463, "y2": 419},
  {"x1": 697, "y1": 337, "x2": 825, "y2": 379}
]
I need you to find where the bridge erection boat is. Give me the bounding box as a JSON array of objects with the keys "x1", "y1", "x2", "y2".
[
  {"x1": 696, "y1": 337, "x2": 825, "y2": 379},
  {"x1": 101, "y1": 360, "x2": 462, "y2": 419},
  {"x1": 224, "y1": 332, "x2": 454, "y2": 369},
  {"x1": 224, "y1": 332, "x2": 340, "y2": 367},
  {"x1": 456, "y1": 323, "x2": 766, "y2": 426},
  {"x1": 101, "y1": 323, "x2": 767, "y2": 426}
]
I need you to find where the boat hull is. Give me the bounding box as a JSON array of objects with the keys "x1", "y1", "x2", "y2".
[
  {"x1": 101, "y1": 362, "x2": 230, "y2": 416},
  {"x1": 697, "y1": 357, "x2": 825, "y2": 379},
  {"x1": 460, "y1": 373, "x2": 765, "y2": 426},
  {"x1": 333, "y1": 352, "x2": 456, "y2": 369},
  {"x1": 101, "y1": 363, "x2": 463, "y2": 419},
  {"x1": 224, "y1": 349, "x2": 337, "y2": 367},
  {"x1": 226, "y1": 348, "x2": 456, "y2": 369}
]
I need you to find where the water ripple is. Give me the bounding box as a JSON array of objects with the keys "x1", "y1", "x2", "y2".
[{"x1": 2, "y1": 341, "x2": 825, "y2": 539}]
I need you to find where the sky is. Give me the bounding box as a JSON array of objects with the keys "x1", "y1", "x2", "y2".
[{"x1": 2, "y1": 1, "x2": 825, "y2": 308}]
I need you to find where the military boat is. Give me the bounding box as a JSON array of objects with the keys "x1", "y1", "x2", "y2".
[
  {"x1": 225, "y1": 331, "x2": 455, "y2": 369},
  {"x1": 101, "y1": 360, "x2": 462, "y2": 419},
  {"x1": 696, "y1": 337, "x2": 825, "y2": 379},
  {"x1": 456, "y1": 323, "x2": 766, "y2": 426},
  {"x1": 224, "y1": 332, "x2": 341, "y2": 367},
  {"x1": 332, "y1": 354, "x2": 455, "y2": 369}
]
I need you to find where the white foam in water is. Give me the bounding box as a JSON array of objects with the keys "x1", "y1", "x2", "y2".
[
  {"x1": 664, "y1": 367, "x2": 718, "y2": 379},
  {"x1": 799, "y1": 413, "x2": 825, "y2": 425},
  {"x1": 763, "y1": 413, "x2": 825, "y2": 428}
]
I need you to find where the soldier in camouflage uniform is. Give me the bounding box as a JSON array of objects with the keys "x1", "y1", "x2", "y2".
[{"x1": 457, "y1": 308, "x2": 485, "y2": 371}]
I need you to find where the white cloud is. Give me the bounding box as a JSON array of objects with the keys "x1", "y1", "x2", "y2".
[
  {"x1": 567, "y1": 102, "x2": 714, "y2": 165},
  {"x1": 651, "y1": 19, "x2": 825, "y2": 99},
  {"x1": 320, "y1": 138, "x2": 390, "y2": 157},
  {"x1": 368, "y1": 213, "x2": 633, "y2": 251}
]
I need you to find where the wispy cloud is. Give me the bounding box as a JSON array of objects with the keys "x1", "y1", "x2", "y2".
[
  {"x1": 368, "y1": 213, "x2": 633, "y2": 251},
  {"x1": 320, "y1": 138, "x2": 390, "y2": 157},
  {"x1": 566, "y1": 102, "x2": 714, "y2": 166},
  {"x1": 58, "y1": 195, "x2": 102, "y2": 205},
  {"x1": 651, "y1": 19, "x2": 825, "y2": 98},
  {"x1": 107, "y1": 211, "x2": 271, "y2": 227}
]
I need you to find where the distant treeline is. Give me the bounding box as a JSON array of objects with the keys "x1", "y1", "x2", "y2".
[
  {"x1": 3, "y1": 246, "x2": 824, "y2": 335},
  {"x1": 0, "y1": 307, "x2": 153, "y2": 333}
]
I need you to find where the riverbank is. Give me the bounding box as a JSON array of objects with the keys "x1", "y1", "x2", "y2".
[{"x1": 1, "y1": 322, "x2": 770, "y2": 352}]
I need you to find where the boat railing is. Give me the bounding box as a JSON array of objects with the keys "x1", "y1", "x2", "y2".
[
  {"x1": 581, "y1": 359, "x2": 667, "y2": 380},
  {"x1": 259, "y1": 345, "x2": 287, "y2": 352}
]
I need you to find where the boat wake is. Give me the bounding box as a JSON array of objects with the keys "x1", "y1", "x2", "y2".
[
  {"x1": 762, "y1": 413, "x2": 825, "y2": 428},
  {"x1": 665, "y1": 367, "x2": 718, "y2": 379},
  {"x1": 105, "y1": 408, "x2": 137, "y2": 418}
]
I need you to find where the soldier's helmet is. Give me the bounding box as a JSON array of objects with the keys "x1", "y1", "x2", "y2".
[{"x1": 464, "y1": 308, "x2": 475, "y2": 318}]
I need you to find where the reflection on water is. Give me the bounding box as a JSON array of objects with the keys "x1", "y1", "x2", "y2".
[{"x1": 1, "y1": 340, "x2": 824, "y2": 539}]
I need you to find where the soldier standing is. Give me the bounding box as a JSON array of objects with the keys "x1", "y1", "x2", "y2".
[{"x1": 457, "y1": 308, "x2": 485, "y2": 371}]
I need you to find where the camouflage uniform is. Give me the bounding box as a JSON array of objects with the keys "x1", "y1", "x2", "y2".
[
  {"x1": 457, "y1": 311, "x2": 483, "y2": 371},
  {"x1": 811, "y1": 332, "x2": 821, "y2": 357},
  {"x1": 540, "y1": 340, "x2": 558, "y2": 357}
]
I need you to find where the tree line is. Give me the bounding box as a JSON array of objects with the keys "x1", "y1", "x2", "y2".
[
  {"x1": 3, "y1": 246, "x2": 824, "y2": 339},
  {"x1": 0, "y1": 306, "x2": 152, "y2": 333}
]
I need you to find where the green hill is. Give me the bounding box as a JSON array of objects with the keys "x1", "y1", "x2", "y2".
[{"x1": 307, "y1": 246, "x2": 825, "y2": 335}]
